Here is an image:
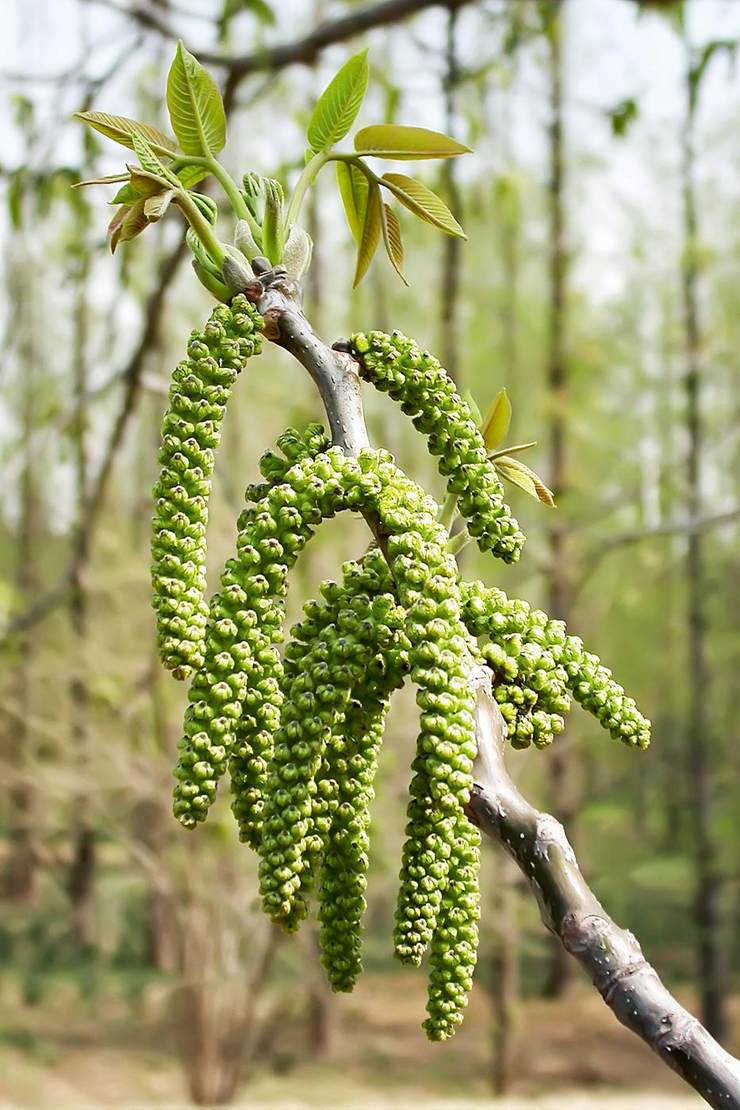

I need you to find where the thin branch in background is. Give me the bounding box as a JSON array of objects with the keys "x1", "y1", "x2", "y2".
[
  {"x1": 88, "y1": 0, "x2": 479, "y2": 75},
  {"x1": 583, "y1": 506, "x2": 740, "y2": 567}
]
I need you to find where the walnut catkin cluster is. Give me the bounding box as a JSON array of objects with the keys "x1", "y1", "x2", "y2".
[{"x1": 152, "y1": 314, "x2": 650, "y2": 1042}]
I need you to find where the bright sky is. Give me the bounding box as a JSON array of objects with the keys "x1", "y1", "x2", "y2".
[{"x1": 2, "y1": 0, "x2": 740, "y2": 299}]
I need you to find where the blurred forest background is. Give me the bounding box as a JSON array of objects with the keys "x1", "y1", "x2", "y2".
[{"x1": 0, "y1": 0, "x2": 738, "y2": 1106}]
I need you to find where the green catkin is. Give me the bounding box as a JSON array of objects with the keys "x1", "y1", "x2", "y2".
[
  {"x1": 269, "y1": 554, "x2": 405, "y2": 953},
  {"x1": 172, "y1": 426, "x2": 329, "y2": 837},
  {"x1": 460, "y1": 580, "x2": 651, "y2": 750},
  {"x1": 316, "y1": 571, "x2": 409, "y2": 990},
  {"x1": 229, "y1": 424, "x2": 330, "y2": 847},
  {"x1": 423, "y1": 811, "x2": 481, "y2": 1041},
  {"x1": 257, "y1": 594, "x2": 379, "y2": 926},
  {"x1": 317, "y1": 689, "x2": 389, "y2": 991},
  {"x1": 151, "y1": 294, "x2": 263, "y2": 680},
  {"x1": 351, "y1": 330, "x2": 525, "y2": 563}
]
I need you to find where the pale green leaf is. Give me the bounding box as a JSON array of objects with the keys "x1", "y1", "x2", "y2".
[
  {"x1": 307, "y1": 50, "x2": 369, "y2": 153},
  {"x1": 381, "y1": 172, "x2": 465, "y2": 237},
  {"x1": 178, "y1": 164, "x2": 211, "y2": 189},
  {"x1": 482, "y1": 388, "x2": 512, "y2": 449},
  {"x1": 353, "y1": 181, "x2": 381, "y2": 287},
  {"x1": 110, "y1": 183, "x2": 138, "y2": 205},
  {"x1": 336, "y1": 161, "x2": 369, "y2": 244},
  {"x1": 131, "y1": 131, "x2": 170, "y2": 179},
  {"x1": 166, "y1": 41, "x2": 226, "y2": 156},
  {"x1": 494, "y1": 456, "x2": 555, "y2": 507},
  {"x1": 354, "y1": 124, "x2": 471, "y2": 160},
  {"x1": 74, "y1": 112, "x2": 177, "y2": 157},
  {"x1": 380, "y1": 202, "x2": 407, "y2": 284}
]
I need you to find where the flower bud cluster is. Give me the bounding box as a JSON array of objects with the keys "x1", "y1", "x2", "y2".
[
  {"x1": 461, "y1": 581, "x2": 650, "y2": 750},
  {"x1": 423, "y1": 812, "x2": 480, "y2": 1041},
  {"x1": 351, "y1": 330, "x2": 524, "y2": 563},
  {"x1": 172, "y1": 427, "x2": 331, "y2": 836},
  {"x1": 151, "y1": 295, "x2": 262, "y2": 681}
]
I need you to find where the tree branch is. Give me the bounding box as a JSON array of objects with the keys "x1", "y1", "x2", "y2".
[
  {"x1": 96, "y1": 0, "x2": 477, "y2": 75},
  {"x1": 252, "y1": 279, "x2": 740, "y2": 1110},
  {"x1": 574, "y1": 506, "x2": 740, "y2": 589},
  {"x1": 467, "y1": 665, "x2": 740, "y2": 1110}
]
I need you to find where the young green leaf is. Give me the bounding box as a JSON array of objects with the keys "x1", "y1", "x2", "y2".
[
  {"x1": 381, "y1": 173, "x2": 465, "y2": 237},
  {"x1": 380, "y1": 203, "x2": 406, "y2": 284},
  {"x1": 482, "y1": 388, "x2": 512, "y2": 449},
  {"x1": 494, "y1": 456, "x2": 555, "y2": 507},
  {"x1": 166, "y1": 41, "x2": 226, "y2": 156},
  {"x1": 186, "y1": 227, "x2": 220, "y2": 275},
  {"x1": 307, "y1": 50, "x2": 369, "y2": 153},
  {"x1": 74, "y1": 112, "x2": 177, "y2": 158},
  {"x1": 177, "y1": 164, "x2": 211, "y2": 189},
  {"x1": 131, "y1": 132, "x2": 171, "y2": 180},
  {"x1": 354, "y1": 124, "x2": 471, "y2": 160},
  {"x1": 353, "y1": 181, "x2": 381, "y2": 287},
  {"x1": 336, "y1": 161, "x2": 369, "y2": 244},
  {"x1": 111, "y1": 183, "x2": 139, "y2": 206},
  {"x1": 192, "y1": 260, "x2": 230, "y2": 302},
  {"x1": 261, "y1": 178, "x2": 285, "y2": 264}
]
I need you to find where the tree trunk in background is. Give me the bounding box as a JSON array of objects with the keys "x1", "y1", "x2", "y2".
[
  {"x1": 305, "y1": 186, "x2": 323, "y2": 336},
  {"x1": 680, "y1": 29, "x2": 725, "y2": 1042},
  {"x1": 487, "y1": 36, "x2": 522, "y2": 1089},
  {"x1": 3, "y1": 240, "x2": 38, "y2": 904},
  {"x1": 306, "y1": 968, "x2": 333, "y2": 1057},
  {"x1": 490, "y1": 858, "x2": 519, "y2": 1094},
  {"x1": 438, "y1": 2, "x2": 462, "y2": 381},
  {"x1": 542, "y1": 0, "x2": 573, "y2": 1000},
  {"x1": 67, "y1": 230, "x2": 96, "y2": 948},
  {"x1": 495, "y1": 177, "x2": 521, "y2": 430}
]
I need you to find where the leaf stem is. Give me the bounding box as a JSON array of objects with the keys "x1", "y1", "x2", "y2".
[
  {"x1": 285, "y1": 150, "x2": 381, "y2": 229},
  {"x1": 447, "y1": 528, "x2": 471, "y2": 555},
  {"x1": 174, "y1": 190, "x2": 225, "y2": 268},
  {"x1": 285, "y1": 150, "x2": 331, "y2": 228},
  {"x1": 438, "y1": 491, "x2": 459, "y2": 532}
]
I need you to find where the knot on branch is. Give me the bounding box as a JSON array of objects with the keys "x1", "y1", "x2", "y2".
[{"x1": 533, "y1": 814, "x2": 578, "y2": 867}]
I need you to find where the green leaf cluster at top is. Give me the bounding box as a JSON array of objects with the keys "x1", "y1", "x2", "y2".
[
  {"x1": 299, "y1": 50, "x2": 470, "y2": 286},
  {"x1": 74, "y1": 43, "x2": 472, "y2": 294}
]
